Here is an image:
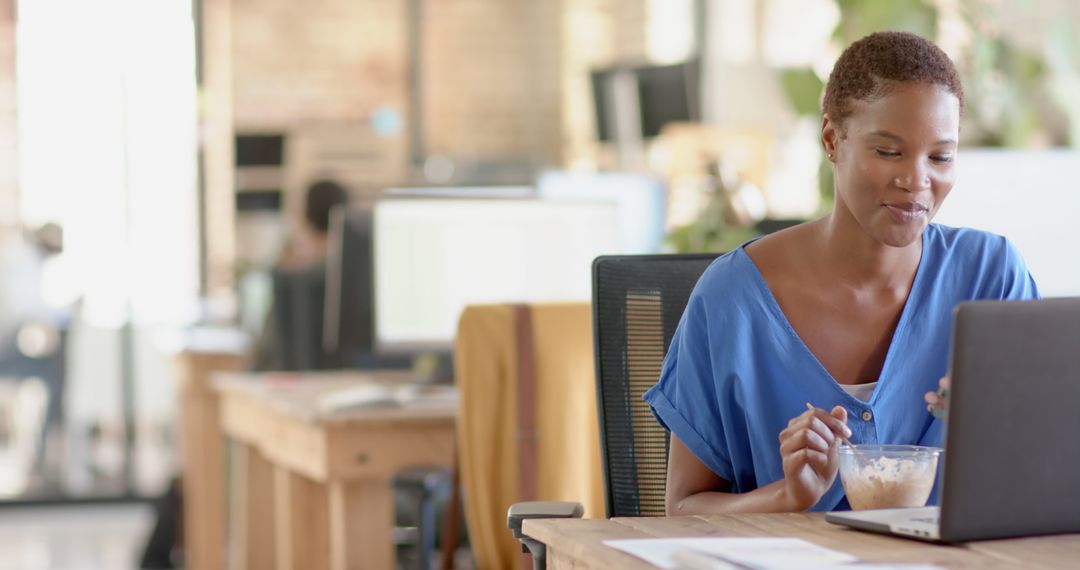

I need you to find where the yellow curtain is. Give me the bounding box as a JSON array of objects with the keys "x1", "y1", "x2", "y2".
[{"x1": 455, "y1": 303, "x2": 605, "y2": 570}]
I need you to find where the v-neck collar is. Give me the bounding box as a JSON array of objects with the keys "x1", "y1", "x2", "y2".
[{"x1": 735, "y1": 228, "x2": 932, "y2": 405}]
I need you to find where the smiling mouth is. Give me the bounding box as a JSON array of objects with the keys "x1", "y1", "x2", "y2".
[
  {"x1": 883, "y1": 202, "x2": 929, "y2": 213},
  {"x1": 883, "y1": 202, "x2": 929, "y2": 222}
]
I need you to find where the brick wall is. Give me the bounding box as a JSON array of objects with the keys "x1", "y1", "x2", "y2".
[
  {"x1": 226, "y1": 0, "x2": 649, "y2": 181},
  {"x1": 230, "y1": 0, "x2": 409, "y2": 127},
  {"x1": 420, "y1": 0, "x2": 563, "y2": 168},
  {"x1": 201, "y1": 0, "x2": 237, "y2": 295},
  {"x1": 203, "y1": 0, "x2": 651, "y2": 282},
  {"x1": 419, "y1": 0, "x2": 648, "y2": 169},
  {"x1": 560, "y1": 0, "x2": 649, "y2": 166},
  {"x1": 228, "y1": 0, "x2": 410, "y2": 228}
]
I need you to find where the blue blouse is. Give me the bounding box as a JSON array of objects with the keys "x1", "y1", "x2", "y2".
[{"x1": 644, "y1": 224, "x2": 1040, "y2": 511}]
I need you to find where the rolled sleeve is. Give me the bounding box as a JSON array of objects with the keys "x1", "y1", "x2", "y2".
[
  {"x1": 643, "y1": 290, "x2": 735, "y2": 483},
  {"x1": 645, "y1": 383, "x2": 735, "y2": 482}
]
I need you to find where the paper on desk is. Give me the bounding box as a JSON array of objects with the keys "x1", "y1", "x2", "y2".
[
  {"x1": 604, "y1": 537, "x2": 946, "y2": 570},
  {"x1": 603, "y1": 537, "x2": 856, "y2": 570},
  {"x1": 843, "y1": 567, "x2": 943, "y2": 570},
  {"x1": 672, "y1": 546, "x2": 943, "y2": 570}
]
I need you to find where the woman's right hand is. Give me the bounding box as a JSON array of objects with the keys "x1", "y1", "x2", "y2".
[{"x1": 778, "y1": 405, "x2": 851, "y2": 511}]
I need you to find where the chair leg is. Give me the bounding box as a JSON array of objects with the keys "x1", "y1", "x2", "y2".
[
  {"x1": 417, "y1": 482, "x2": 437, "y2": 570},
  {"x1": 395, "y1": 466, "x2": 454, "y2": 570},
  {"x1": 439, "y1": 463, "x2": 462, "y2": 570},
  {"x1": 520, "y1": 537, "x2": 546, "y2": 570}
]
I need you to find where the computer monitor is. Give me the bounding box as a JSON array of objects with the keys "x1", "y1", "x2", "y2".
[
  {"x1": 591, "y1": 60, "x2": 700, "y2": 142},
  {"x1": 536, "y1": 170, "x2": 666, "y2": 254},
  {"x1": 372, "y1": 198, "x2": 621, "y2": 352},
  {"x1": 323, "y1": 205, "x2": 412, "y2": 370},
  {"x1": 636, "y1": 61, "x2": 700, "y2": 138},
  {"x1": 267, "y1": 263, "x2": 330, "y2": 371},
  {"x1": 932, "y1": 149, "x2": 1080, "y2": 297}
]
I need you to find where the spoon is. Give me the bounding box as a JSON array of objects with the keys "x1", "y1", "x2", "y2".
[{"x1": 805, "y1": 402, "x2": 859, "y2": 451}]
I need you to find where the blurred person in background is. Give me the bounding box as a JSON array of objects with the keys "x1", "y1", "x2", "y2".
[
  {"x1": 0, "y1": 222, "x2": 63, "y2": 342},
  {"x1": 253, "y1": 180, "x2": 349, "y2": 370},
  {"x1": 142, "y1": 182, "x2": 351, "y2": 567},
  {"x1": 279, "y1": 179, "x2": 349, "y2": 271},
  {"x1": 0, "y1": 222, "x2": 69, "y2": 482}
]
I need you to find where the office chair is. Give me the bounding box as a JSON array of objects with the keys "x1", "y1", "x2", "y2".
[
  {"x1": 508, "y1": 253, "x2": 720, "y2": 568},
  {"x1": 264, "y1": 264, "x2": 333, "y2": 371}
]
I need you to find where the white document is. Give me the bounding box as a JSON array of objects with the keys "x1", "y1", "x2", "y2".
[
  {"x1": 603, "y1": 537, "x2": 943, "y2": 570},
  {"x1": 603, "y1": 537, "x2": 855, "y2": 570}
]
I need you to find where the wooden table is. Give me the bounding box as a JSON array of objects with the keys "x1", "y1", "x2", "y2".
[
  {"x1": 523, "y1": 514, "x2": 1080, "y2": 569},
  {"x1": 215, "y1": 371, "x2": 457, "y2": 570},
  {"x1": 174, "y1": 333, "x2": 251, "y2": 570}
]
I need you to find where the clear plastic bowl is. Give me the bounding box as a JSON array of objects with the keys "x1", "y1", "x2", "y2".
[{"x1": 838, "y1": 444, "x2": 942, "y2": 510}]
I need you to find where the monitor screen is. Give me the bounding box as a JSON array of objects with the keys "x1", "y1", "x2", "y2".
[
  {"x1": 637, "y1": 61, "x2": 699, "y2": 138},
  {"x1": 932, "y1": 149, "x2": 1080, "y2": 298},
  {"x1": 591, "y1": 60, "x2": 700, "y2": 142},
  {"x1": 372, "y1": 198, "x2": 621, "y2": 351},
  {"x1": 536, "y1": 170, "x2": 666, "y2": 254},
  {"x1": 323, "y1": 205, "x2": 412, "y2": 369},
  {"x1": 323, "y1": 206, "x2": 374, "y2": 358}
]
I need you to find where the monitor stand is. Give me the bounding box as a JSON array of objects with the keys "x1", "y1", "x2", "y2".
[{"x1": 411, "y1": 351, "x2": 454, "y2": 385}]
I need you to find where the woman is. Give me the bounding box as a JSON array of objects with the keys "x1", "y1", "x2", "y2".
[{"x1": 644, "y1": 31, "x2": 1039, "y2": 514}]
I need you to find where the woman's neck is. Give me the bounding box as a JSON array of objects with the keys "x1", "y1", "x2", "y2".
[{"x1": 812, "y1": 209, "x2": 923, "y2": 292}]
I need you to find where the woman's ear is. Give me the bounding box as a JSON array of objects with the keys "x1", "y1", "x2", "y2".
[{"x1": 822, "y1": 115, "x2": 839, "y2": 161}]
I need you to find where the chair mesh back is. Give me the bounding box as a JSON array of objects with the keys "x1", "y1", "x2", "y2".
[{"x1": 592, "y1": 254, "x2": 720, "y2": 517}]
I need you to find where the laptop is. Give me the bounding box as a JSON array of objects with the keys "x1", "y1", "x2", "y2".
[{"x1": 826, "y1": 297, "x2": 1080, "y2": 542}]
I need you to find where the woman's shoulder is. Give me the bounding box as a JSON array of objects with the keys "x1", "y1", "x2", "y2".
[
  {"x1": 925, "y1": 223, "x2": 1034, "y2": 296},
  {"x1": 692, "y1": 244, "x2": 759, "y2": 296},
  {"x1": 926, "y1": 223, "x2": 1017, "y2": 261},
  {"x1": 692, "y1": 224, "x2": 817, "y2": 304}
]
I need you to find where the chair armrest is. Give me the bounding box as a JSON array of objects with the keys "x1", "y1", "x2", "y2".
[{"x1": 507, "y1": 501, "x2": 584, "y2": 540}]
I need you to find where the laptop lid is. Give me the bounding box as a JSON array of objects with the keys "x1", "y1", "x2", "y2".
[{"x1": 940, "y1": 298, "x2": 1080, "y2": 542}]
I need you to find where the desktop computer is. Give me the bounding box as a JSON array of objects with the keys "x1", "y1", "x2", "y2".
[
  {"x1": 371, "y1": 197, "x2": 622, "y2": 358},
  {"x1": 323, "y1": 205, "x2": 413, "y2": 372},
  {"x1": 266, "y1": 187, "x2": 657, "y2": 380}
]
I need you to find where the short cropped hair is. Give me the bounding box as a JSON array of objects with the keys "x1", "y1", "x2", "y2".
[
  {"x1": 823, "y1": 31, "x2": 964, "y2": 129},
  {"x1": 304, "y1": 180, "x2": 349, "y2": 234}
]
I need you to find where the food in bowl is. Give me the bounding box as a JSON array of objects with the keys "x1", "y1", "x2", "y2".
[{"x1": 838, "y1": 444, "x2": 941, "y2": 510}]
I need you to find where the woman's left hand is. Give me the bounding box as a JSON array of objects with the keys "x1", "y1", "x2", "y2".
[{"x1": 924, "y1": 376, "x2": 950, "y2": 419}]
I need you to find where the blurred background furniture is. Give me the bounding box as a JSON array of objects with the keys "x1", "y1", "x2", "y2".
[
  {"x1": 591, "y1": 254, "x2": 719, "y2": 517},
  {"x1": 509, "y1": 254, "x2": 719, "y2": 568},
  {"x1": 455, "y1": 303, "x2": 605, "y2": 569},
  {"x1": 174, "y1": 329, "x2": 251, "y2": 570},
  {"x1": 263, "y1": 263, "x2": 332, "y2": 371},
  {"x1": 214, "y1": 370, "x2": 456, "y2": 570},
  {"x1": 0, "y1": 324, "x2": 66, "y2": 488},
  {"x1": 392, "y1": 465, "x2": 456, "y2": 570}
]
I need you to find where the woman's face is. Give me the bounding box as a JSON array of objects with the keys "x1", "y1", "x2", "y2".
[{"x1": 823, "y1": 82, "x2": 961, "y2": 248}]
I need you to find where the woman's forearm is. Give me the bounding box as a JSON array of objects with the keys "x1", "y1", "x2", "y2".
[{"x1": 666, "y1": 479, "x2": 800, "y2": 515}]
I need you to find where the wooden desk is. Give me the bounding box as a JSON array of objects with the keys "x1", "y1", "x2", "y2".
[
  {"x1": 175, "y1": 343, "x2": 250, "y2": 570},
  {"x1": 523, "y1": 514, "x2": 1080, "y2": 569},
  {"x1": 215, "y1": 371, "x2": 457, "y2": 570}
]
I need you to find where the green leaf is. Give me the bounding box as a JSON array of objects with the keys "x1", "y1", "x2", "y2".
[
  {"x1": 780, "y1": 69, "x2": 826, "y2": 116},
  {"x1": 834, "y1": 0, "x2": 937, "y2": 44}
]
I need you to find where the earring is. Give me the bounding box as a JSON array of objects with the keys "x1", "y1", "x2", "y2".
[{"x1": 827, "y1": 153, "x2": 834, "y2": 160}]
